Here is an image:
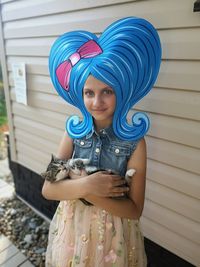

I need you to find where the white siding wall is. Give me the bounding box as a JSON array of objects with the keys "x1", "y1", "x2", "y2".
[{"x1": 0, "y1": 0, "x2": 199, "y2": 265}]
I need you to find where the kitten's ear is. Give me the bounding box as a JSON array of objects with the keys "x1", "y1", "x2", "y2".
[
  {"x1": 41, "y1": 171, "x2": 49, "y2": 179},
  {"x1": 51, "y1": 154, "x2": 57, "y2": 161}
]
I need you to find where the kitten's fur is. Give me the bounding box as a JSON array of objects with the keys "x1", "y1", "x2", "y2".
[
  {"x1": 41, "y1": 154, "x2": 136, "y2": 205},
  {"x1": 41, "y1": 155, "x2": 96, "y2": 182},
  {"x1": 41, "y1": 154, "x2": 135, "y2": 184}
]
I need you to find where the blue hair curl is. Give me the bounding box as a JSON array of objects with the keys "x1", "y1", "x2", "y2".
[{"x1": 49, "y1": 17, "x2": 161, "y2": 140}]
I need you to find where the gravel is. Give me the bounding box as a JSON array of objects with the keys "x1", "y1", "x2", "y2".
[
  {"x1": 0, "y1": 195, "x2": 49, "y2": 267},
  {"x1": 0, "y1": 152, "x2": 49, "y2": 267}
]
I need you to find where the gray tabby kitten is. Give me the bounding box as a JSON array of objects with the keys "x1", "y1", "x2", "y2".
[
  {"x1": 41, "y1": 154, "x2": 135, "y2": 184},
  {"x1": 41, "y1": 154, "x2": 95, "y2": 182},
  {"x1": 41, "y1": 154, "x2": 136, "y2": 205}
]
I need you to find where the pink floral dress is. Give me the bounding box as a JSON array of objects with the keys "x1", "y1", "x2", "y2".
[
  {"x1": 45, "y1": 127, "x2": 147, "y2": 267},
  {"x1": 45, "y1": 200, "x2": 147, "y2": 267}
]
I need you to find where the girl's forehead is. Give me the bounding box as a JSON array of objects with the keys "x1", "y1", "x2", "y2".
[{"x1": 84, "y1": 75, "x2": 110, "y2": 89}]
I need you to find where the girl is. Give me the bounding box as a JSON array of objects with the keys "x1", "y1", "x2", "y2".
[{"x1": 42, "y1": 17, "x2": 161, "y2": 267}]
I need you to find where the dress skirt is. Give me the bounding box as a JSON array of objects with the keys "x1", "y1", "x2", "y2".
[{"x1": 45, "y1": 200, "x2": 147, "y2": 267}]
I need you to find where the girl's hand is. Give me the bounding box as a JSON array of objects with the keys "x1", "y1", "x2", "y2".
[
  {"x1": 84, "y1": 171, "x2": 129, "y2": 198},
  {"x1": 69, "y1": 169, "x2": 87, "y2": 180}
]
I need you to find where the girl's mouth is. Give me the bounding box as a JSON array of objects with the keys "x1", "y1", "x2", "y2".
[{"x1": 92, "y1": 109, "x2": 106, "y2": 112}]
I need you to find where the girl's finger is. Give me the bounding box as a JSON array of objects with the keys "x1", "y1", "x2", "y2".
[
  {"x1": 112, "y1": 186, "x2": 129, "y2": 193},
  {"x1": 113, "y1": 180, "x2": 127, "y2": 187},
  {"x1": 109, "y1": 192, "x2": 126, "y2": 197}
]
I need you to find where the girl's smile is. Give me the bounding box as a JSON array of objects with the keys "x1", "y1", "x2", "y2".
[{"x1": 83, "y1": 75, "x2": 116, "y2": 130}]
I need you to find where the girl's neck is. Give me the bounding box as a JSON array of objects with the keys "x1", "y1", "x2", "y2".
[{"x1": 93, "y1": 120, "x2": 112, "y2": 133}]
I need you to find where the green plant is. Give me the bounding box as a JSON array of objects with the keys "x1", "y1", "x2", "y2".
[{"x1": 0, "y1": 76, "x2": 7, "y2": 127}]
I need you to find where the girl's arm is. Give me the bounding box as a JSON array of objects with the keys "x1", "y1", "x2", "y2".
[
  {"x1": 41, "y1": 131, "x2": 87, "y2": 200},
  {"x1": 84, "y1": 138, "x2": 147, "y2": 219},
  {"x1": 42, "y1": 131, "x2": 128, "y2": 201}
]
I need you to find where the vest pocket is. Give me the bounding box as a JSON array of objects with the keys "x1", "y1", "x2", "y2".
[
  {"x1": 73, "y1": 139, "x2": 93, "y2": 160},
  {"x1": 108, "y1": 144, "x2": 131, "y2": 157},
  {"x1": 74, "y1": 139, "x2": 93, "y2": 148}
]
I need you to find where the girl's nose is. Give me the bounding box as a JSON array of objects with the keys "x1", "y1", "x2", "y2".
[{"x1": 93, "y1": 95, "x2": 103, "y2": 107}]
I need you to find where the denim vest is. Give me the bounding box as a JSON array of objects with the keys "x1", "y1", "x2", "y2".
[{"x1": 72, "y1": 126, "x2": 139, "y2": 177}]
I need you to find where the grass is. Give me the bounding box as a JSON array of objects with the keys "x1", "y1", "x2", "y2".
[{"x1": 0, "y1": 81, "x2": 8, "y2": 128}]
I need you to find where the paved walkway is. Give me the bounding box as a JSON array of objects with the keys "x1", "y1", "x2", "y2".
[
  {"x1": 0, "y1": 158, "x2": 34, "y2": 267},
  {"x1": 0, "y1": 158, "x2": 14, "y2": 200},
  {"x1": 0, "y1": 235, "x2": 34, "y2": 267}
]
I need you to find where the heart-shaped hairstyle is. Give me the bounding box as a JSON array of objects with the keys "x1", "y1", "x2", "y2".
[{"x1": 49, "y1": 17, "x2": 161, "y2": 140}]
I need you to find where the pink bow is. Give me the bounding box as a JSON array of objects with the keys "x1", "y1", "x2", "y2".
[{"x1": 56, "y1": 40, "x2": 102, "y2": 91}]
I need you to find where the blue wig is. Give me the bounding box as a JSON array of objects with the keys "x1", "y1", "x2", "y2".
[{"x1": 49, "y1": 17, "x2": 161, "y2": 140}]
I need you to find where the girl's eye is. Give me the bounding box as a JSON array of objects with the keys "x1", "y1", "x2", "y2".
[
  {"x1": 103, "y1": 89, "x2": 113, "y2": 95},
  {"x1": 84, "y1": 90, "x2": 94, "y2": 97}
]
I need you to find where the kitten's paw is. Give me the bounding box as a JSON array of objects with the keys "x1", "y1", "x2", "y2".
[
  {"x1": 126, "y1": 168, "x2": 136, "y2": 177},
  {"x1": 85, "y1": 166, "x2": 98, "y2": 174}
]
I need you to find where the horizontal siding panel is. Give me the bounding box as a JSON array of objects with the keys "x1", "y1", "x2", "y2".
[
  {"x1": 143, "y1": 199, "x2": 200, "y2": 244},
  {"x1": 157, "y1": 60, "x2": 200, "y2": 92},
  {"x1": 7, "y1": 57, "x2": 200, "y2": 92},
  {"x1": 1, "y1": 0, "x2": 137, "y2": 22},
  {"x1": 1, "y1": 1, "x2": 200, "y2": 265},
  {"x1": 14, "y1": 103, "x2": 200, "y2": 149},
  {"x1": 135, "y1": 88, "x2": 200, "y2": 121},
  {"x1": 27, "y1": 74, "x2": 52, "y2": 94},
  {"x1": 12, "y1": 102, "x2": 65, "y2": 130},
  {"x1": 146, "y1": 180, "x2": 200, "y2": 223},
  {"x1": 141, "y1": 216, "x2": 199, "y2": 266},
  {"x1": 159, "y1": 28, "x2": 200, "y2": 60},
  {"x1": 130, "y1": 111, "x2": 200, "y2": 148},
  {"x1": 11, "y1": 98, "x2": 200, "y2": 151},
  {"x1": 8, "y1": 73, "x2": 53, "y2": 94},
  {"x1": 16, "y1": 140, "x2": 50, "y2": 163},
  {"x1": 5, "y1": 37, "x2": 53, "y2": 56},
  {"x1": 7, "y1": 56, "x2": 48, "y2": 75},
  {"x1": 147, "y1": 159, "x2": 200, "y2": 200},
  {"x1": 148, "y1": 113, "x2": 200, "y2": 148},
  {"x1": 5, "y1": 28, "x2": 200, "y2": 61},
  {"x1": 8, "y1": 59, "x2": 200, "y2": 92},
  {"x1": 0, "y1": 0, "x2": 14, "y2": 4},
  {"x1": 11, "y1": 94, "x2": 200, "y2": 148},
  {"x1": 11, "y1": 86, "x2": 200, "y2": 122},
  {"x1": 2, "y1": 0, "x2": 199, "y2": 29},
  {"x1": 13, "y1": 115, "x2": 63, "y2": 143},
  {"x1": 18, "y1": 156, "x2": 45, "y2": 174},
  {"x1": 146, "y1": 136, "x2": 200, "y2": 174},
  {"x1": 15, "y1": 128, "x2": 58, "y2": 155},
  {"x1": 10, "y1": 89, "x2": 82, "y2": 116},
  {"x1": 17, "y1": 149, "x2": 49, "y2": 174}
]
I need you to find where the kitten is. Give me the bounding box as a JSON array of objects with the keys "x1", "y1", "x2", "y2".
[
  {"x1": 41, "y1": 154, "x2": 135, "y2": 184},
  {"x1": 41, "y1": 154, "x2": 94, "y2": 182},
  {"x1": 41, "y1": 154, "x2": 136, "y2": 205},
  {"x1": 41, "y1": 155, "x2": 99, "y2": 205}
]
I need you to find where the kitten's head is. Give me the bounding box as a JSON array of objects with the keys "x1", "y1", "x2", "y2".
[
  {"x1": 41, "y1": 154, "x2": 69, "y2": 182},
  {"x1": 68, "y1": 158, "x2": 90, "y2": 175}
]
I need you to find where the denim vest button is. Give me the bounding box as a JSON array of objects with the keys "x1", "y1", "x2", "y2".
[
  {"x1": 115, "y1": 148, "x2": 120, "y2": 154},
  {"x1": 95, "y1": 148, "x2": 100, "y2": 153},
  {"x1": 80, "y1": 141, "x2": 85, "y2": 146}
]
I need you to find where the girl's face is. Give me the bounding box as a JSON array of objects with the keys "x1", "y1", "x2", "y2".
[{"x1": 83, "y1": 75, "x2": 116, "y2": 128}]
